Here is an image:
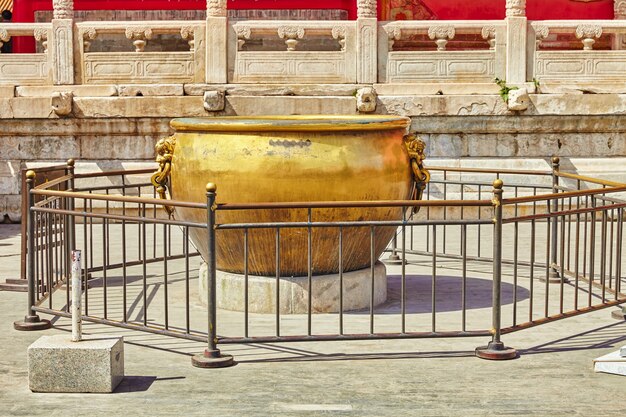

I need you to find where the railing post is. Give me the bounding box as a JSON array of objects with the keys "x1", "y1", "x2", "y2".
[
  {"x1": 14, "y1": 171, "x2": 52, "y2": 331},
  {"x1": 206, "y1": 0, "x2": 228, "y2": 83},
  {"x1": 476, "y1": 179, "x2": 517, "y2": 360},
  {"x1": 505, "y1": 0, "x2": 528, "y2": 84},
  {"x1": 51, "y1": 0, "x2": 75, "y2": 85},
  {"x1": 192, "y1": 183, "x2": 234, "y2": 368},
  {"x1": 545, "y1": 156, "x2": 566, "y2": 283},
  {"x1": 357, "y1": 0, "x2": 378, "y2": 83},
  {"x1": 65, "y1": 159, "x2": 76, "y2": 281}
]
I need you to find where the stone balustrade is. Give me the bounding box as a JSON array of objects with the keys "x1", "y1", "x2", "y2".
[
  {"x1": 230, "y1": 20, "x2": 356, "y2": 83},
  {"x1": 0, "y1": 1, "x2": 625, "y2": 87},
  {"x1": 0, "y1": 23, "x2": 52, "y2": 85},
  {"x1": 530, "y1": 20, "x2": 626, "y2": 83},
  {"x1": 378, "y1": 21, "x2": 506, "y2": 84}
]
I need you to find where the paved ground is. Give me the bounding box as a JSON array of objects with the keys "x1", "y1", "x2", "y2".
[{"x1": 1, "y1": 223, "x2": 626, "y2": 417}]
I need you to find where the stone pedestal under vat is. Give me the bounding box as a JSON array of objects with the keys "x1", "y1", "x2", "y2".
[{"x1": 199, "y1": 262, "x2": 387, "y2": 314}]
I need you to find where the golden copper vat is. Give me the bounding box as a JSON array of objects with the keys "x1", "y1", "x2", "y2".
[{"x1": 154, "y1": 116, "x2": 428, "y2": 277}]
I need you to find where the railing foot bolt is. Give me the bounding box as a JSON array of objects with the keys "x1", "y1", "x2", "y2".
[
  {"x1": 13, "y1": 315, "x2": 52, "y2": 332},
  {"x1": 384, "y1": 253, "x2": 405, "y2": 265},
  {"x1": 475, "y1": 341, "x2": 518, "y2": 360},
  {"x1": 191, "y1": 349, "x2": 235, "y2": 368},
  {"x1": 539, "y1": 268, "x2": 569, "y2": 284}
]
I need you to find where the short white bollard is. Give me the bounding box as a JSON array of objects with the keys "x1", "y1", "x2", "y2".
[{"x1": 71, "y1": 250, "x2": 82, "y2": 342}]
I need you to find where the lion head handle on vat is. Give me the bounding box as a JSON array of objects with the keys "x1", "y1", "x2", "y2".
[
  {"x1": 404, "y1": 133, "x2": 430, "y2": 214},
  {"x1": 151, "y1": 136, "x2": 176, "y2": 215}
]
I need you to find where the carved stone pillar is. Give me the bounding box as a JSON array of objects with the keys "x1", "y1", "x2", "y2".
[
  {"x1": 206, "y1": 0, "x2": 228, "y2": 83},
  {"x1": 615, "y1": 1, "x2": 626, "y2": 49},
  {"x1": 505, "y1": 0, "x2": 527, "y2": 83},
  {"x1": 51, "y1": 0, "x2": 75, "y2": 84},
  {"x1": 357, "y1": 0, "x2": 377, "y2": 83}
]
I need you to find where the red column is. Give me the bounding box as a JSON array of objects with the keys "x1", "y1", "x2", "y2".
[{"x1": 12, "y1": 0, "x2": 36, "y2": 53}]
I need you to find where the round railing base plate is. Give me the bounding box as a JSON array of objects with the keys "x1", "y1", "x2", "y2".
[{"x1": 191, "y1": 353, "x2": 235, "y2": 368}]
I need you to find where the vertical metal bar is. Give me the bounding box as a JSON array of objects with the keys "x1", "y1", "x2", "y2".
[
  {"x1": 307, "y1": 208, "x2": 313, "y2": 336},
  {"x1": 83, "y1": 198, "x2": 89, "y2": 316},
  {"x1": 24, "y1": 172, "x2": 41, "y2": 322},
  {"x1": 550, "y1": 157, "x2": 560, "y2": 280},
  {"x1": 185, "y1": 226, "x2": 190, "y2": 333},
  {"x1": 600, "y1": 208, "x2": 607, "y2": 302},
  {"x1": 461, "y1": 223, "x2": 467, "y2": 332},
  {"x1": 276, "y1": 227, "x2": 281, "y2": 337},
  {"x1": 616, "y1": 208, "x2": 623, "y2": 298},
  {"x1": 491, "y1": 180, "x2": 504, "y2": 344},
  {"x1": 47, "y1": 211, "x2": 53, "y2": 309},
  {"x1": 559, "y1": 213, "x2": 566, "y2": 314},
  {"x1": 71, "y1": 250, "x2": 82, "y2": 342},
  {"x1": 426, "y1": 182, "x2": 430, "y2": 252},
  {"x1": 574, "y1": 209, "x2": 580, "y2": 310},
  {"x1": 142, "y1": 203, "x2": 147, "y2": 326},
  {"x1": 205, "y1": 183, "x2": 220, "y2": 353},
  {"x1": 122, "y1": 190, "x2": 127, "y2": 323},
  {"x1": 589, "y1": 197, "x2": 596, "y2": 307},
  {"x1": 431, "y1": 225, "x2": 437, "y2": 333},
  {"x1": 244, "y1": 228, "x2": 249, "y2": 338},
  {"x1": 609, "y1": 208, "x2": 615, "y2": 290},
  {"x1": 477, "y1": 185, "x2": 482, "y2": 258},
  {"x1": 370, "y1": 226, "x2": 375, "y2": 334},
  {"x1": 339, "y1": 226, "x2": 344, "y2": 335},
  {"x1": 442, "y1": 173, "x2": 447, "y2": 254},
  {"x1": 163, "y1": 222, "x2": 169, "y2": 330},
  {"x1": 544, "y1": 213, "x2": 550, "y2": 318},
  {"x1": 401, "y1": 220, "x2": 406, "y2": 334},
  {"x1": 102, "y1": 202, "x2": 107, "y2": 319}
]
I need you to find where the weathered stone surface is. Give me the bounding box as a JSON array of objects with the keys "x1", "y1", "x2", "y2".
[
  {"x1": 79, "y1": 136, "x2": 157, "y2": 160},
  {"x1": 374, "y1": 83, "x2": 505, "y2": 96},
  {"x1": 508, "y1": 88, "x2": 529, "y2": 111},
  {"x1": 185, "y1": 84, "x2": 360, "y2": 96},
  {"x1": 203, "y1": 90, "x2": 225, "y2": 112},
  {"x1": 378, "y1": 95, "x2": 510, "y2": 116},
  {"x1": 118, "y1": 84, "x2": 184, "y2": 97},
  {"x1": 28, "y1": 335, "x2": 124, "y2": 393},
  {"x1": 0, "y1": 85, "x2": 15, "y2": 98},
  {"x1": 199, "y1": 262, "x2": 388, "y2": 314},
  {"x1": 0, "y1": 161, "x2": 20, "y2": 195},
  {"x1": 0, "y1": 98, "x2": 55, "y2": 118},
  {"x1": 16, "y1": 85, "x2": 118, "y2": 97},
  {"x1": 73, "y1": 97, "x2": 206, "y2": 118},
  {"x1": 2, "y1": 136, "x2": 80, "y2": 160},
  {"x1": 0, "y1": 194, "x2": 21, "y2": 222},
  {"x1": 227, "y1": 96, "x2": 357, "y2": 115},
  {"x1": 528, "y1": 94, "x2": 626, "y2": 115}
]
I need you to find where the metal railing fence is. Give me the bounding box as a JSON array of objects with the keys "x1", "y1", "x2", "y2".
[{"x1": 12, "y1": 158, "x2": 626, "y2": 366}]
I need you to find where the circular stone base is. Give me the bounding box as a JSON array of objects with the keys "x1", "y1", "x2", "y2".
[{"x1": 199, "y1": 262, "x2": 387, "y2": 314}]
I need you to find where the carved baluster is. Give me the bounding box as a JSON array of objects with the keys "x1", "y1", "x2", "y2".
[
  {"x1": 81, "y1": 27, "x2": 96, "y2": 52},
  {"x1": 181, "y1": 26, "x2": 195, "y2": 52},
  {"x1": 615, "y1": 1, "x2": 626, "y2": 50},
  {"x1": 33, "y1": 28, "x2": 49, "y2": 53},
  {"x1": 534, "y1": 25, "x2": 549, "y2": 49},
  {"x1": 384, "y1": 26, "x2": 401, "y2": 51},
  {"x1": 575, "y1": 24, "x2": 602, "y2": 51},
  {"x1": 0, "y1": 29, "x2": 9, "y2": 53},
  {"x1": 506, "y1": 0, "x2": 526, "y2": 17},
  {"x1": 235, "y1": 26, "x2": 251, "y2": 51},
  {"x1": 357, "y1": 0, "x2": 377, "y2": 18},
  {"x1": 53, "y1": 0, "x2": 74, "y2": 19},
  {"x1": 125, "y1": 27, "x2": 153, "y2": 53},
  {"x1": 332, "y1": 26, "x2": 346, "y2": 51},
  {"x1": 278, "y1": 26, "x2": 305, "y2": 52},
  {"x1": 428, "y1": 26, "x2": 455, "y2": 51},
  {"x1": 481, "y1": 26, "x2": 497, "y2": 50},
  {"x1": 207, "y1": 0, "x2": 227, "y2": 17}
]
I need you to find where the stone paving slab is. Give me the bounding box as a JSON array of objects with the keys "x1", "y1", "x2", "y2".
[{"x1": 2, "y1": 223, "x2": 626, "y2": 416}]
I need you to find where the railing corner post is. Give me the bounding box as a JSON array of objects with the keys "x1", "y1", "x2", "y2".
[
  {"x1": 476, "y1": 179, "x2": 517, "y2": 360},
  {"x1": 14, "y1": 170, "x2": 52, "y2": 331},
  {"x1": 192, "y1": 182, "x2": 234, "y2": 368},
  {"x1": 545, "y1": 156, "x2": 566, "y2": 283}
]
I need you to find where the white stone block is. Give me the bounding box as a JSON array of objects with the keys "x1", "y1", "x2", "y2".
[
  {"x1": 28, "y1": 335, "x2": 124, "y2": 393},
  {"x1": 594, "y1": 349, "x2": 626, "y2": 377},
  {"x1": 199, "y1": 262, "x2": 387, "y2": 314}
]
